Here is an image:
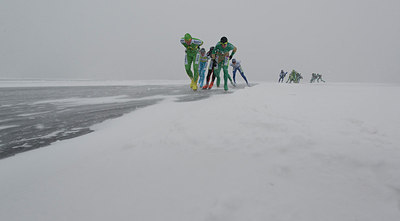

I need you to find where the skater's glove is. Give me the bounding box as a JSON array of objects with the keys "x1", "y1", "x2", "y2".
[{"x1": 229, "y1": 55, "x2": 233, "y2": 60}]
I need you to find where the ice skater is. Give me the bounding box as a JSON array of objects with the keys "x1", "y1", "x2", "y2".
[
  {"x1": 310, "y1": 73, "x2": 317, "y2": 83},
  {"x1": 180, "y1": 33, "x2": 203, "y2": 91},
  {"x1": 316, "y1": 74, "x2": 325, "y2": 82},
  {"x1": 278, "y1": 70, "x2": 287, "y2": 83},
  {"x1": 230, "y1": 58, "x2": 249, "y2": 86},
  {"x1": 211, "y1": 36, "x2": 237, "y2": 91},
  {"x1": 202, "y1": 47, "x2": 216, "y2": 89},
  {"x1": 198, "y1": 48, "x2": 209, "y2": 88},
  {"x1": 287, "y1": 70, "x2": 302, "y2": 83}
]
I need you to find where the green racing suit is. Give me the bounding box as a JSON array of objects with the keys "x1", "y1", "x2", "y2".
[
  {"x1": 180, "y1": 37, "x2": 203, "y2": 83},
  {"x1": 212, "y1": 42, "x2": 237, "y2": 90}
]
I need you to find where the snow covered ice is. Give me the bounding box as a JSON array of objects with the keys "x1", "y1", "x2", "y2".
[{"x1": 0, "y1": 81, "x2": 400, "y2": 221}]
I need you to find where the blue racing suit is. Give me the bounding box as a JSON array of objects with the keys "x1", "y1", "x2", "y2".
[
  {"x1": 230, "y1": 61, "x2": 249, "y2": 85},
  {"x1": 198, "y1": 53, "x2": 209, "y2": 88},
  {"x1": 279, "y1": 70, "x2": 287, "y2": 83}
]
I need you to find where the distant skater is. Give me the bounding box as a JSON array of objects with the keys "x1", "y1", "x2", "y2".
[
  {"x1": 287, "y1": 70, "x2": 297, "y2": 83},
  {"x1": 310, "y1": 73, "x2": 317, "y2": 83},
  {"x1": 278, "y1": 70, "x2": 287, "y2": 83},
  {"x1": 287, "y1": 70, "x2": 303, "y2": 83}
]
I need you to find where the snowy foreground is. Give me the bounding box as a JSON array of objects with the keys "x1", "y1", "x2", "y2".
[{"x1": 1, "y1": 82, "x2": 400, "y2": 221}]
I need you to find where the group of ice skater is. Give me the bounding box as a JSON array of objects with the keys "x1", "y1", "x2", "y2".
[
  {"x1": 180, "y1": 33, "x2": 250, "y2": 91},
  {"x1": 279, "y1": 70, "x2": 325, "y2": 83}
]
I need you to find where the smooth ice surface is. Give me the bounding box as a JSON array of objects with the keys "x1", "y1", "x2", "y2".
[
  {"x1": 1, "y1": 81, "x2": 400, "y2": 221},
  {"x1": 0, "y1": 83, "x2": 230, "y2": 158}
]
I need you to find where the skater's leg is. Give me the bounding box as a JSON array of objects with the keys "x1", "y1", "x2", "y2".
[
  {"x1": 184, "y1": 53, "x2": 194, "y2": 80},
  {"x1": 226, "y1": 72, "x2": 234, "y2": 86},
  {"x1": 214, "y1": 62, "x2": 222, "y2": 87},
  {"x1": 203, "y1": 66, "x2": 213, "y2": 89},
  {"x1": 239, "y1": 67, "x2": 249, "y2": 85},
  {"x1": 198, "y1": 63, "x2": 206, "y2": 88},
  {"x1": 193, "y1": 53, "x2": 200, "y2": 84},
  {"x1": 233, "y1": 69, "x2": 237, "y2": 84},
  {"x1": 205, "y1": 69, "x2": 212, "y2": 84},
  {"x1": 222, "y1": 57, "x2": 230, "y2": 91},
  {"x1": 209, "y1": 72, "x2": 216, "y2": 89},
  {"x1": 223, "y1": 68, "x2": 229, "y2": 91}
]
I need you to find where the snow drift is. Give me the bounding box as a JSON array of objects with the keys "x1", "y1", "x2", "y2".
[{"x1": 1, "y1": 82, "x2": 400, "y2": 221}]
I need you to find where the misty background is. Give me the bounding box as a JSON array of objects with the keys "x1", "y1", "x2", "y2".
[{"x1": 1, "y1": 0, "x2": 399, "y2": 83}]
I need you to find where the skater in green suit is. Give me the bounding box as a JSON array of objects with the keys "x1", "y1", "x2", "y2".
[
  {"x1": 211, "y1": 36, "x2": 237, "y2": 91},
  {"x1": 287, "y1": 70, "x2": 302, "y2": 83},
  {"x1": 180, "y1": 33, "x2": 203, "y2": 91}
]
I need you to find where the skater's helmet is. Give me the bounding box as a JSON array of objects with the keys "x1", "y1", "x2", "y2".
[
  {"x1": 184, "y1": 33, "x2": 192, "y2": 41},
  {"x1": 200, "y1": 48, "x2": 206, "y2": 53},
  {"x1": 220, "y1": 36, "x2": 228, "y2": 44},
  {"x1": 232, "y1": 58, "x2": 236, "y2": 63}
]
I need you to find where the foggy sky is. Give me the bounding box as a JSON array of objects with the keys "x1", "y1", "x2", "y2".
[{"x1": 1, "y1": 0, "x2": 400, "y2": 83}]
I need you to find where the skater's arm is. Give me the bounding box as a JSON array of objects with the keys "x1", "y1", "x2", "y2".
[
  {"x1": 230, "y1": 46, "x2": 237, "y2": 57},
  {"x1": 192, "y1": 38, "x2": 203, "y2": 47}
]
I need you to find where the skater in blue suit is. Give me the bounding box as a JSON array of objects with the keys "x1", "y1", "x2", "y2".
[
  {"x1": 278, "y1": 70, "x2": 287, "y2": 83},
  {"x1": 230, "y1": 59, "x2": 249, "y2": 86},
  {"x1": 198, "y1": 48, "x2": 209, "y2": 88}
]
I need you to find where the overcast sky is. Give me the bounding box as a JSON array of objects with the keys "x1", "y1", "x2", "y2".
[{"x1": 1, "y1": 0, "x2": 400, "y2": 83}]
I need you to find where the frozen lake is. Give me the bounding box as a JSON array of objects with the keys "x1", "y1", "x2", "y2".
[
  {"x1": 0, "y1": 84, "x2": 238, "y2": 159},
  {"x1": 0, "y1": 82, "x2": 399, "y2": 221}
]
